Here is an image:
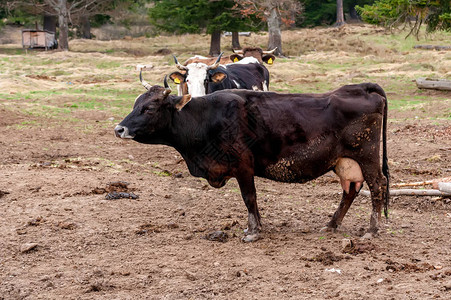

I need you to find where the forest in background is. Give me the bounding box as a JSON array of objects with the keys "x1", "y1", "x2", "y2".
[{"x1": 0, "y1": 0, "x2": 450, "y2": 54}]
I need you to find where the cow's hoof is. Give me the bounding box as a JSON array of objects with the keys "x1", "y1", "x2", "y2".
[
  {"x1": 242, "y1": 233, "x2": 260, "y2": 243},
  {"x1": 319, "y1": 226, "x2": 336, "y2": 233}
]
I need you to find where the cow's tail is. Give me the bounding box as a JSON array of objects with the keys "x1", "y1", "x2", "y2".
[
  {"x1": 382, "y1": 88, "x2": 389, "y2": 218},
  {"x1": 365, "y1": 83, "x2": 390, "y2": 218}
]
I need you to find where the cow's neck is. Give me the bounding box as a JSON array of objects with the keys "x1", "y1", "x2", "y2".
[
  {"x1": 167, "y1": 97, "x2": 214, "y2": 178},
  {"x1": 168, "y1": 97, "x2": 210, "y2": 152}
]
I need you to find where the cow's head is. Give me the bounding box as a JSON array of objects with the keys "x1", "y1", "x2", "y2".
[
  {"x1": 229, "y1": 47, "x2": 277, "y2": 65},
  {"x1": 114, "y1": 72, "x2": 191, "y2": 143},
  {"x1": 169, "y1": 53, "x2": 227, "y2": 97}
]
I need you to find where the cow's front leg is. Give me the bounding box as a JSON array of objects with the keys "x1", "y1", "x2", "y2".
[{"x1": 236, "y1": 172, "x2": 261, "y2": 242}]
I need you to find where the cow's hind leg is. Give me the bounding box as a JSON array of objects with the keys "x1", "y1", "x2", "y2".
[
  {"x1": 323, "y1": 182, "x2": 359, "y2": 231},
  {"x1": 361, "y1": 167, "x2": 387, "y2": 239},
  {"x1": 322, "y1": 158, "x2": 363, "y2": 232},
  {"x1": 236, "y1": 173, "x2": 261, "y2": 242}
]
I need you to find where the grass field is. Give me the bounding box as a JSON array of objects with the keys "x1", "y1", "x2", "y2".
[
  {"x1": 0, "y1": 24, "x2": 450, "y2": 124},
  {"x1": 1, "y1": 24, "x2": 451, "y2": 299}
]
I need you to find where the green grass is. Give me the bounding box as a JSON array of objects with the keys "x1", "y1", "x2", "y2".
[
  {"x1": 9, "y1": 120, "x2": 40, "y2": 129},
  {"x1": 96, "y1": 61, "x2": 121, "y2": 69},
  {"x1": 49, "y1": 70, "x2": 72, "y2": 76},
  {"x1": 388, "y1": 99, "x2": 424, "y2": 110}
]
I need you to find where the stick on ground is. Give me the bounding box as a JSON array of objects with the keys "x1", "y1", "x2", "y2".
[{"x1": 360, "y1": 189, "x2": 451, "y2": 197}]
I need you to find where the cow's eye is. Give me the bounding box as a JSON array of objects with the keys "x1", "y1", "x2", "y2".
[{"x1": 142, "y1": 106, "x2": 155, "y2": 114}]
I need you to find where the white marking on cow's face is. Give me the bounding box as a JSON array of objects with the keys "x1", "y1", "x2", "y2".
[
  {"x1": 185, "y1": 63, "x2": 209, "y2": 97},
  {"x1": 263, "y1": 80, "x2": 268, "y2": 91},
  {"x1": 176, "y1": 84, "x2": 184, "y2": 96},
  {"x1": 232, "y1": 80, "x2": 241, "y2": 89},
  {"x1": 229, "y1": 57, "x2": 259, "y2": 65}
]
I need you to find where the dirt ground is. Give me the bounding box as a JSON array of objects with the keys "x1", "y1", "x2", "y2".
[
  {"x1": 0, "y1": 89, "x2": 450, "y2": 300},
  {"x1": 1, "y1": 24, "x2": 451, "y2": 299}
]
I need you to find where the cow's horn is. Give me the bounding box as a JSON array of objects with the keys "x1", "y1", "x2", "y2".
[
  {"x1": 139, "y1": 69, "x2": 152, "y2": 90},
  {"x1": 207, "y1": 52, "x2": 224, "y2": 70},
  {"x1": 233, "y1": 49, "x2": 244, "y2": 54},
  {"x1": 263, "y1": 47, "x2": 278, "y2": 54},
  {"x1": 163, "y1": 75, "x2": 172, "y2": 95},
  {"x1": 173, "y1": 55, "x2": 188, "y2": 71}
]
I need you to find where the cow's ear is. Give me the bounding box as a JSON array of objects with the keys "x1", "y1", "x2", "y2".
[
  {"x1": 169, "y1": 72, "x2": 185, "y2": 84},
  {"x1": 229, "y1": 54, "x2": 243, "y2": 63},
  {"x1": 262, "y1": 54, "x2": 276, "y2": 65},
  {"x1": 174, "y1": 94, "x2": 191, "y2": 111},
  {"x1": 211, "y1": 72, "x2": 227, "y2": 83}
]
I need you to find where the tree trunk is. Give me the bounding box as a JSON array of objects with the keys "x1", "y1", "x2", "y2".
[
  {"x1": 348, "y1": 1, "x2": 360, "y2": 22},
  {"x1": 232, "y1": 32, "x2": 241, "y2": 50},
  {"x1": 80, "y1": 15, "x2": 92, "y2": 39},
  {"x1": 335, "y1": 0, "x2": 346, "y2": 27},
  {"x1": 57, "y1": 0, "x2": 69, "y2": 51},
  {"x1": 209, "y1": 30, "x2": 221, "y2": 56},
  {"x1": 267, "y1": 5, "x2": 283, "y2": 57}
]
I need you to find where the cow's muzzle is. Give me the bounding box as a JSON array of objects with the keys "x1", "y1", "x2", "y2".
[{"x1": 114, "y1": 125, "x2": 135, "y2": 139}]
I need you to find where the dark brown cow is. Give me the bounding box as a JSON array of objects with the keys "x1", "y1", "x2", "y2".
[{"x1": 115, "y1": 76, "x2": 389, "y2": 242}]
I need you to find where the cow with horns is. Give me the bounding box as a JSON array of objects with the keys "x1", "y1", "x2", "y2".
[
  {"x1": 182, "y1": 47, "x2": 278, "y2": 66},
  {"x1": 115, "y1": 73, "x2": 389, "y2": 242},
  {"x1": 229, "y1": 47, "x2": 277, "y2": 64},
  {"x1": 169, "y1": 52, "x2": 270, "y2": 97}
]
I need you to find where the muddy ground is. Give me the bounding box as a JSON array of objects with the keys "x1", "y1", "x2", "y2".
[
  {"x1": 1, "y1": 90, "x2": 450, "y2": 300},
  {"x1": 1, "y1": 23, "x2": 451, "y2": 299}
]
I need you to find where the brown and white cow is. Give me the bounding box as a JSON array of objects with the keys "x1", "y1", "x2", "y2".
[
  {"x1": 171, "y1": 47, "x2": 277, "y2": 96},
  {"x1": 170, "y1": 53, "x2": 270, "y2": 97},
  {"x1": 230, "y1": 47, "x2": 277, "y2": 65},
  {"x1": 182, "y1": 47, "x2": 277, "y2": 66},
  {"x1": 115, "y1": 75, "x2": 389, "y2": 242}
]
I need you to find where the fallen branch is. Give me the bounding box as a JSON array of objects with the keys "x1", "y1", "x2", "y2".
[
  {"x1": 392, "y1": 180, "x2": 434, "y2": 188},
  {"x1": 413, "y1": 45, "x2": 451, "y2": 51},
  {"x1": 392, "y1": 177, "x2": 451, "y2": 188},
  {"x1": 416, "y1": 78, "x2": 451, "y2": 91},
  {"x1": 360, "y1": 189, "x2": 451, "y2": 197}
]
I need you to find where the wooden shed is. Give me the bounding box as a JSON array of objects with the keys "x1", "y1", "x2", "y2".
[{"x1": 21, "y1": 29, "x2": 57, "y2": 50}]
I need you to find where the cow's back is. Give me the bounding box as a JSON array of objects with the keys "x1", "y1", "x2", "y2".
[
  {"x1": 213, "y1": 84, "x2": 386, "y2": 182},
  {"x1": 212, "y1": 63, "x2": 270, "y2": 92}
]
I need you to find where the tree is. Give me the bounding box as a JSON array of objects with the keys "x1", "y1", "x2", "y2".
[
  {"x1": 335, "y1": 0, "x2": 345, "y2": 26},
  {"x1": 356, "y1": 0, "x2": 451, "y2": 38},
  {"x1": 231, "y1": 31, "x2": 240, "y2": 49},
  {"x1": 3, "y1": 0, "x2": 120, "y2": 50},
  {"x1": 43, "y1": 0, "x2": 119, "y2": 49},
  {"x1": 234, "y1": 0, "x2": 302, "y2": 57},
  {"x1": 297, "y1": 0, "x2": 374, "y2": 27},
  {"x1": 149, "y1": 0, "x2": 258, "y2": 56}
]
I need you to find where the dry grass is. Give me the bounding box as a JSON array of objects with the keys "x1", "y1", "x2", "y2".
[{"x1": 0, "y1": 24, "x2": 450, "y2": 120}]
